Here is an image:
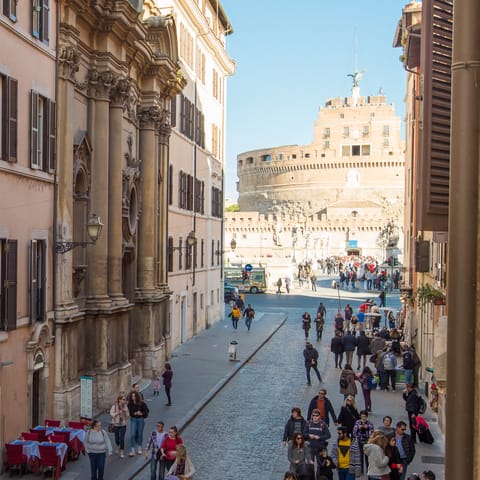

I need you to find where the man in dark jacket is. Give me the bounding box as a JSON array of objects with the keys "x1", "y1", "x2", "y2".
[
  {"x1": 303, "y1": 342, "x2": 322, "y2": 385},
  {"x1": 356, "y1": 330, "x2": 371, "y2": 370},
  {"x1": 403, "y1": 383, "x2": 421, "y2": 443},
  {"x1": 395, "y1": 420, "x2": 416, "y2": 480},
  {"x1": 342, "y1": 330, "x2": 357, "y2": 366},
  {"x1": 307, "y1": 389, "x2": 337, "y2": 425},
  {"x1": 303, "y1": 408, "x2": 331, "y2": 466},
  {"x1": 330, "y1": 331, "x2": 344, "y2": 368}
]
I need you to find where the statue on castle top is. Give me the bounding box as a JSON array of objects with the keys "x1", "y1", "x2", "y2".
[{"x1": 347, "y1": 70, "x2": 364, "y2": 88}]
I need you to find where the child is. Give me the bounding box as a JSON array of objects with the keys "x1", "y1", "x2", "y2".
[
  {"x1": 317, "y1": 446, "x2": 335, "y2": 480},
  {"x1": 152, "y1": 371, "x2": 161, "y2": 396}
]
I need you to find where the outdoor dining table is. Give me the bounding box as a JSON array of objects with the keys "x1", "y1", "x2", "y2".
[
  {"x1": 33, "y1": 425, "x2": 86, "y2": 459},
  {"x1": 10, "y1": 439, "x2": 40, "y2": 470}
]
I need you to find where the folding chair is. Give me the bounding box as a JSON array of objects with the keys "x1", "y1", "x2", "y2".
[
  {"x1": 38, "y1": 445, "x2": 62, "y2": 479},
  {"x1": 21, "y1": 432, "x2": 40, "y2": 441},
  {"x1": 44, "y1": 420, "x2": 61, "y2": 428}
]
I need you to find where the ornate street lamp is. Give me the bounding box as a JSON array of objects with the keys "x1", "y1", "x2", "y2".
[{"x1": 55, "y1": 213, "x2": 104, "y2": 254}]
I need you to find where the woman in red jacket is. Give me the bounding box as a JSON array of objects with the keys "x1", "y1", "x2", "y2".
[{"x1": 160, "y1": 426, "x2": 183, "y2": 473}]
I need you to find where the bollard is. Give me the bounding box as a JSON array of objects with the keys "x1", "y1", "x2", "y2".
[{"x1": 228, "y1": 340, "x2": 238, "y2": 361}]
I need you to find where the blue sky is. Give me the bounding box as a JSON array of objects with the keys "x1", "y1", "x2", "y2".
[{"x1": 221, "y1": 0, "x2": 409, "y2": 201}]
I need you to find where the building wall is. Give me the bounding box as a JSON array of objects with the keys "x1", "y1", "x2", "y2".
[
  {"x1": 164, "y1": 0, "x2": 235, "y2": 350},
  {"x1": 0, "y1": 1, "x2": 56, "y2": 457}
]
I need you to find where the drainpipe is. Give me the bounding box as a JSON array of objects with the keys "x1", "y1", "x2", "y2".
[{"x1": 446, "y1": 0, "x2": 480, "y2": 477}]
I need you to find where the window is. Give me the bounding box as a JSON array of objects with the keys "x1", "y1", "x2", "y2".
[
  {"x1": 178, "y1": 238, "x2": 183, "y2": 270},
  {"x1": 2, "y1": 0, "x2": 17, "y2": 21},
  {"x1": 211, "y1": 240, "x2": 214, "y2": 266},
  {"x1": 383, "y1": 138, "x2": 390, "y2": 147},
  {"x1": 211, "y1": 187, "x2": 223, "y2": 218},
  {"x1": 30, "y1": 240, "x2": 46, "y2": 323},
  {"x1": 200, "y1": 239, "x2": 204, "y2": 268},
  {"x1": 363, "y1": 126, "x2": 369, "y2": 136},
  {"x1": 0, "y1": 74, "x2": 18, "y2": 162},
  {"x1": 340, "y1": 113, "x2": 344, "y2": 119},
  {"x1": 32, "y1": 0, "x2": 50, "y2": 43},
  {"x1": 0, "y1": 239, "x2": 17, "y2": 331},
  {"x1": 170, "y1": 96, "x2": 177, "y2": 128},
  {"x1": 279, "y1": 153, "x2": 283, "y2": 160},
  {"x1": 212, "y1": 69, "x2": 219, "y2": 99},
  {"x1": 305, "y1": 153, "x2": 310, "y2": 158},
  {"x1": 186, "y1": 241, "x2": 192, "y2": 270},
  {"x1": 383, "y1": 125, "x2": 390, "y2": 136},
  {"x1": 324, "y1": 140, "x2": 330, "y2": 149},
  {"x1": 343, "y1": 127, "x2": 350, "y2": 137},
  {"x1": 361, "y1": 145, "x2": 371, "y2": 156},
  {"x1": 352, "y1": 145, "x2": 361, "y2": 156},
  {"x1": 30, "y1": 91, "x2": 56, "y2": 172},
  {"x1": 194, "y1": 178, "x2": 204, "y2": 214},
  {"x1": 342, "y1": 145, "x2": 350, "y2": 157},
  {"x1": 167, "y1": 237, "x2": 173, "y2": 272},
  {"x1": 168, "y1": 165, "x2": 173, "y2": 205},
  {"x1": 216, "y1": 240, "x2": 220, "y2": 266},
  {"x1": 324, "y1": 128, "x2": 330, "y2": 138}
]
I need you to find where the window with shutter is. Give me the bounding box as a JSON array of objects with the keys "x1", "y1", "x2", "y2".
[
  {"x1": 48, "y1": 100, "x2": 56, "y2": 171},
  {"x1": 168, "y1": 164, "x2": 173, "y2": 205},
  {"x1": 30, "y1": 91, "x2": 40, "y2": 168},
  {"x1": 0, "y1": 239, "x2": 17, "y2": 331},
  {"x1": 32, "y1": 0, "x2": 41, "y2": 38},
  {"x1": 7, "y1": 77, "x2": 17, "y2": 162},
  {"x1": 30, "y1": 240, "x2": 46, "y2": 324},
  {"x1": 167, "y1": 237, "x2": 173, "y2": 272},
  {"x1": 418, "y1": 0, "x2": 452, "y2": 231},
  {"x1": 178, "y1": 238, "x2": 183, "y2": 270},
  {"x1": 32, "y1": 0, "x2": 49, "y2": 42}
]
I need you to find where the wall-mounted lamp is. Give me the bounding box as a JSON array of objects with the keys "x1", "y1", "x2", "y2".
[
  {"x1": 170, "y1": 231, "x2": 197, "y2": 251},
  {"x1": 56, "y1": 213, "x2": 104, "y2": 254},
  {"x1": 230, "y1": 238, "x2": 237, "y2": 251}
]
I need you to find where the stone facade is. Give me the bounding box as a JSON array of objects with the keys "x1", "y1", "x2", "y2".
[
  {"x1": 229, "y1": 88, "x2": 405, "y2": 262},
  {"x1": 54, "y1": 0, "x2": 186, "y2": 420}
]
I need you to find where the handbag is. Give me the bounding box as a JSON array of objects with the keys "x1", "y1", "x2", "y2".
[
  {"x1": 295, "y1": 461, "x2": 314, "y2": 477},
  {"x1": 108, "y1": 423, "x2": 115, "y2": 433}
]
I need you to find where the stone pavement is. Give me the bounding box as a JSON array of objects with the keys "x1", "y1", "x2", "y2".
[{"x1": 2, "y1": 311, "x2": 286, "y2": 479}]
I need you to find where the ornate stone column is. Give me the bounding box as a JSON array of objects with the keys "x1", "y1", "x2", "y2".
[
  {"x1": 137, "y1": 106, "x2": 160, "y2": 297},
  {"x1": 108, "y1": 78, "x2": 130, "y2": 305},
  {"x1": 87, "y1": 70, "x2": 113, "y2": 308},
  {"x1": 156, "y1": 111, "x2": 171, "y2": 290}
]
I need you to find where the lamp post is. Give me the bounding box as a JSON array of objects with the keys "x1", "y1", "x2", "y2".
[{"x1": 55, "y1": 213, "x2": 104, "y2": 254}]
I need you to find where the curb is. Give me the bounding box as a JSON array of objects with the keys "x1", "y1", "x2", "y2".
[{"x1": 129, "y1": 314, "x2": 288, "y2": 479}]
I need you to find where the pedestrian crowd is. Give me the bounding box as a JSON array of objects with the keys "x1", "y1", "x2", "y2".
[
  {"x1": 282, "y1": 301, "x2": 436, "y2": 480},
  {"x1": 87, "y1": 364, "x2": 196, "y2": 480}
]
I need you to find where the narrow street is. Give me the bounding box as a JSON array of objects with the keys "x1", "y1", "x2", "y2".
[{"x1": 134, "y1": 279, "x2": 444, "y2": 479}]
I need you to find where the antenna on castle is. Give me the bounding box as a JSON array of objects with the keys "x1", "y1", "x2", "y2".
[{"x1": 354, "y1": 29, "x2": 358, "y2": 73}]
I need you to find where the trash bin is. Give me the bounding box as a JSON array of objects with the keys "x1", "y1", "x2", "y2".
[{"x1": 228, "y1": 340, "x2": 238, "y2": 361}]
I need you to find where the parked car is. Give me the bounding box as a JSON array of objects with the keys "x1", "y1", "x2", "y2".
[{"x1": 224, "y1": 283, "x2": 239, "y2": 303}]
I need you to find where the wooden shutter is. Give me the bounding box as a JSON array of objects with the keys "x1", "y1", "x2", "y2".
[
  {"x1": 32, "y1": 0, "x2": 40, "y2": 38},
  {"x1": 170, "y1": 96, "x2": 177, "y2": 128},
  {"x1": 416, "y1": 240, "x2": 431, "y2": 273},
  {"x1": 42, "y1": 0, "x2": 49, "y2": 42},
  {"x1": 2, "y1": 1, "x2": 8, "y2": 15},
  {"x1": 5, "y1": 240, "x2": 17, "y2": 331},
  {"x1": 30, "y1": 91, "x2": 39, "y2": 168},
  {"x1": 48, "y1": 100, "x2": 56, "y2": 171},
  {"x1": 418, "y1": 0, "x2": 453, "y2": 231},
  {"x1": 180, "y1": 95, "x2": 186, "y2": 134},
  {"x1": 30, "y1": 240, "x2": 38, "y2": 324},
  {"x1": 10, "y1": 0, "x2": 17, "y2": 19},
  {"x1": 7, "y1": 78, "x2": 17, "y2": 162}
]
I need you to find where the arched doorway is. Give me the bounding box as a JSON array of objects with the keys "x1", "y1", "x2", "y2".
[{"x1": 31, "y1": 351, "x2": 46, "y2": 426}]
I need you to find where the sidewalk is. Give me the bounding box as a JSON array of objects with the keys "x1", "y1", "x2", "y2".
[{"x1": 2, "y1": 311, "x2": 286, "y2": 480}]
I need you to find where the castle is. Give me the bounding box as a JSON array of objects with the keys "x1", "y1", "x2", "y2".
[{"x1": 225, "y1": 79, "x2": 405, "y2": 269}]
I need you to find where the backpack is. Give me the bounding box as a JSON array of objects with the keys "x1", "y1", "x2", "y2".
[
  {"x1": 418, "y1": 395, "x2": 427, "y2": 414},
  {"x1": 367, "y1": 375, "x2": 377, "y2": 390},
  {"x1": 382, "y1": 353, "x2": 394, "y2": 370},
  {"x1": 339, "y1": 374, "x2": 348, "y2": 389},
  {"x1": 402, "y1": 351, "x2": 414, "y2": 369}
]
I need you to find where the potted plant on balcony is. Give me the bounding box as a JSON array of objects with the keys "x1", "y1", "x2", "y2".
[{"x1": 415, "y1": 283, "x2": 446, "y2": 308}]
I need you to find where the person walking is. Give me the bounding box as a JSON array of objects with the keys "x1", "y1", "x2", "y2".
[
  {"x1": 303, "y1": 342, "x2": 322, "y2": 385},
  {"x1": 109, "y1": 394, "x2": 129, "y2": 458},
  {"x1": 144, "y1": 421, "x2": 168, "y2": 480},
  {"x1": 165, "y1": 444, "x2": 196, "y2": 479},
  {"x1": 306, "y1": 388, "x2": 337, "y2": 425},
  {"x1": 282, "y1": 407, "x2": 307, "y2": 445},
  {"x1": 276, "y1": 277, "x2": 283, "y2": 294},
  {"x1": 357, "y1": 366, "x2": 376, "y2": 412},
  {"x1": 402, "y1": 383, "x2": 422, "y2": 443},
  {"x1": 339, "y1": 364, "x2": 358, "y2": 399},
  {"x1": 303, "y1": 409, "x2": 331, "y2": 471},
  {"x1": 159, "y1": 426, "x2": 183, "y2": 474},
  {"x1": 85, "y1": 420, "x2": 113, "y2": 480},
  {"x1": 162, "y1": 363, "x2": 173, "y2": 406},
  {"x1": 356, "y1": 331, "x2": 371, "y2": 370},
  {"x1": 128, "y1": 391, "x2": 149, "y2": 456},
  {"x1": 330, "y1": 331, "x2": 345, "y2": 369},
  {"x1": 364, "y1": 430, "x2": 390, "y2": 479},
  {"x1": 317, "y1": 302, "x2": 327, "y2": 319},
  {"x1": 314, "y1": 312, "x2": 325, "y2": 341},
  {"x1": 302, "y1": 312, "x2": 312, "y2": 339},
  {"x1": 243, "y1": 303, "x2": 255, "y2": 331},
  {"x1": 381, "y1": 348, "x2": 397, "y2": 392},
  {"x1": 352, "y1": 410, "x2": 375, "y2": 475},
  {"x1": 287, "y1": 432, "x2": 313, "y2": 477},
  {"x1": 330, "y1": 426, "x2": 362, "y2": 480},
  {"x1": 310, "y1": 273, "x2": 317, "y2": 291},
  {"x1": 285, "y1": 277, "x2": 292, "y2": 293},
  {"x1": 394, "y1": 421, "x2": 415, "y2": 480},
  {"x1": 229, "y1": 304, "x2": 241, "y2": 330},
  {"x1": 342, "y1": 331, "x2": 357, "y2": 366},
  {"x1": 336, "y1": 396, "x2": 360, "y2": 437}
]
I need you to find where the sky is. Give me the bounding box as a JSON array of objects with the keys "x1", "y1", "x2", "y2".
[{"x1": 221, "y1": 0, "x2": 409, "y2": 202}]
